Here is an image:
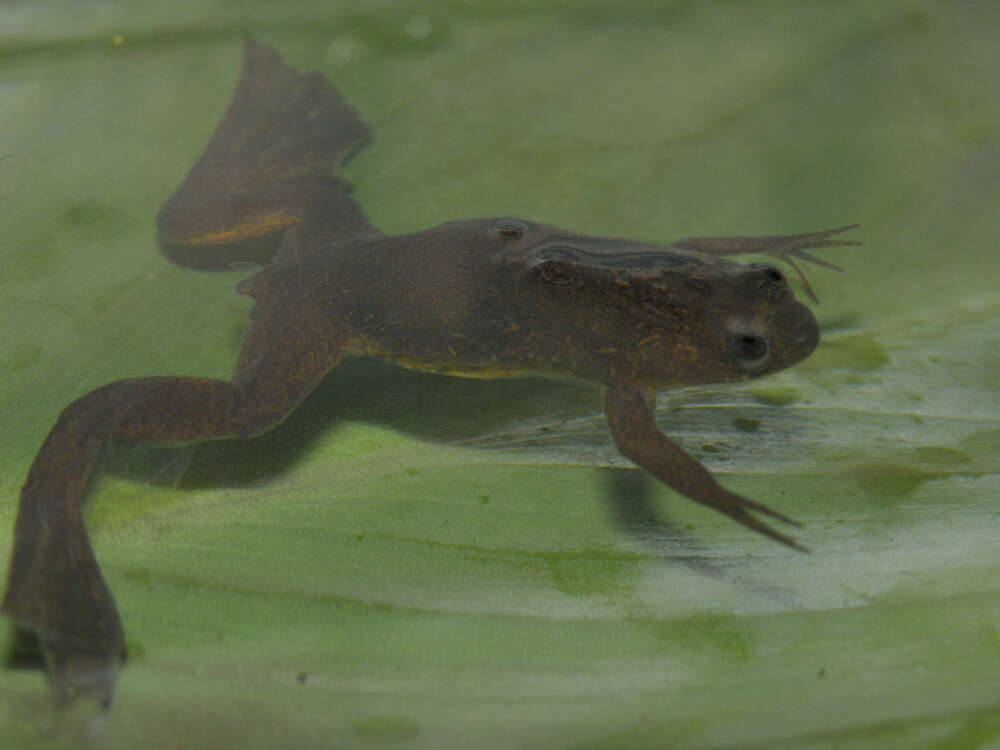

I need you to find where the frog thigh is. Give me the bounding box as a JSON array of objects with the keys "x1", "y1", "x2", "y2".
[{"x1": 1, "y1": 269, "x2": 345, "y2": 706}]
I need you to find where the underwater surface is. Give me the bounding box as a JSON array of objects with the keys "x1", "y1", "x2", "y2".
[{"x1": 1, "y1": 1, "x2": 998, "y2": 747}]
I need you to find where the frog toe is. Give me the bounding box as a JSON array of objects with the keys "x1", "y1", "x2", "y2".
[{"x1": 41, "y1": 635, "x2": 123, "y2": 710}]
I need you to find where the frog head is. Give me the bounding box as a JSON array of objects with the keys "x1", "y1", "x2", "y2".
[{"x1": 477, "y1": 218, "x2": 820, "y2": 387}]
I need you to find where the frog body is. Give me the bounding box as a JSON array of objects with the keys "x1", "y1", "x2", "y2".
[{"x1": 2, "y1": 40, "x2": 857, "y2": 707}]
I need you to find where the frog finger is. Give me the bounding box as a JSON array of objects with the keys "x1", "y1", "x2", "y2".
[
  {"x1": 737, "y1": 495, "x2": 804, "y2": 527},
  {"x1": 670, "y1": 224, "x2": 859, "y2": 258},
  {"x1": 670, "y1": 225, "x2": 858, "y2": 302},
  {"x1": 708, "y1": 493, "x2": 810, "y2": 553},
  {"x1": 782, "y1": 257, "x2": 819, "y2": 303},
  {"x1": 784, "y1": 247, "x2": 846, "y2": 272}
]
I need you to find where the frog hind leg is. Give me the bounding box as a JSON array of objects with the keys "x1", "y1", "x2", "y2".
[
  {"x1": 157, "y1": 39, "x2": 380, "y2": 270},
  {"x1": 603, "y1": 385, "x2": 807, "y2": 552},
  {"x1": 671, "y1": 225, "x2": 859, "y2": 302},
  {"x1": 1, "y1": 277, "x2": 344, "y2": 708}
]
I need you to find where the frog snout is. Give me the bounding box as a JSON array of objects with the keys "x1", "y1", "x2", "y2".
[
  {"x1": 773, "y1": 301, "x2": 820, "y2": 363},
  {"x1": 795, "y1": 315, "x2": 820, "y2": 352}
]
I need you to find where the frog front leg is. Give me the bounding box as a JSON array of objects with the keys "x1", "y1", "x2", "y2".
[
  {"x1": 671, "y1": 225, "x2": 858, "y2": 302},
  {"x1": 1, "y1": 277, "x2": 344, "y2": 707},
  {"x1": 604, "y1": 385, "x2": 806, "y2": 552}
]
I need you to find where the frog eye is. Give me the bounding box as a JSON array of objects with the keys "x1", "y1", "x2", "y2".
[
  {"x1": 724, "y1": 320, "x2": 771, "y2": 371},
  {"x1": 490, "y1": 219, "x2": 527, "y2": 240},
  {"x1": 728, "y1": 333, "x2": 770, "y2": 371},
  {"x1": 735, "y1": 334, "x2": 767, "y2": 359}
]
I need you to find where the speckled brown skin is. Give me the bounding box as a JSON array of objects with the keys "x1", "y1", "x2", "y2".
[{"x1": 2, "y1": 40, "x2": 857, "y2": 707}]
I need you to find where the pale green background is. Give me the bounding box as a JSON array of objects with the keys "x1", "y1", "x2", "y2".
[{"x1": 1, "y1": 1, "x2": 998, "y2": 748}]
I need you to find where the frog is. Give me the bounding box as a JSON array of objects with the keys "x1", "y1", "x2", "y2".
[{"x1": 1, "y1": 40, "x2": 858, "y2": 708}]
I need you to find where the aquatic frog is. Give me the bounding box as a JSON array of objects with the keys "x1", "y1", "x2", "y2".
[{"x1": 1, "y1": 40, "x2": 857, "y2": 707}]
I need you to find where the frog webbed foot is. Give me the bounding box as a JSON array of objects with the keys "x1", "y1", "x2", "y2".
[{"x1": 41, "y1": 633, "x2": 124, "y2": 710}]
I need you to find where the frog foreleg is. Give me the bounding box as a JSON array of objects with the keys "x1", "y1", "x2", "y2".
[
  {"x1": 603, "y1": 385, "x2": 807, "y2": 552},
  {"x1": 671, "y1": 225, "x2": 857, "y2": 302}
]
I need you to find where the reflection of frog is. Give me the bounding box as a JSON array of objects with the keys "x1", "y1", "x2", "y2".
[{"x1": 2, "y1": 40, "x2": 857, "y2": 706}]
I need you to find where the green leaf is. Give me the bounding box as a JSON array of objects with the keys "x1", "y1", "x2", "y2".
[{"x1": 2, "y1": 2, "x2": 999, "y2": 748}]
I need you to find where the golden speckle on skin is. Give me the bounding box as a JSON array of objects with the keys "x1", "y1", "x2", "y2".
[{"x1": 637, "y1": 333, "x2": 661, "y2": 348}]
